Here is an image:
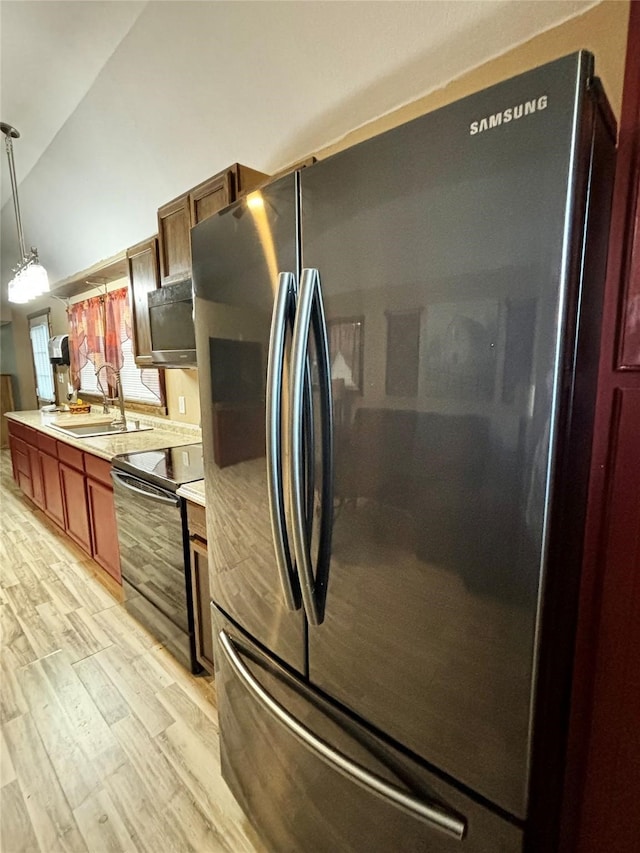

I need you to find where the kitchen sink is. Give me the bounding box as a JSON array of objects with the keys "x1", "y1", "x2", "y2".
[{"x1": 50, "y1": 421, "x2": 153, "y2": 439}]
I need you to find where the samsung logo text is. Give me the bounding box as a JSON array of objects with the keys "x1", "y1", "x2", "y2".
[{"x1": 469, "y1": 95, "x2": 548, "y2": 135}]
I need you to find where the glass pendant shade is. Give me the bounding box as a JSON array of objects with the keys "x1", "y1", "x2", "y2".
[{"x1": 7, "y1": 255, "x2": 49, "y2": 303}]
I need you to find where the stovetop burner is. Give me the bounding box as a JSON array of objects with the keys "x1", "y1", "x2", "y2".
[{"x1": 112, "y1": 443, "x2": 204, "y2": 492}]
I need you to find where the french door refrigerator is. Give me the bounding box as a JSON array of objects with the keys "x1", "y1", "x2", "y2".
[{"x1": 192, "y1": 52, "x2": 615, "y2": 852}]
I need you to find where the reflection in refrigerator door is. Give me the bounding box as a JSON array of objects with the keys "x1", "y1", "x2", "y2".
[{"x1": 193, "y1": 51, "x2": 616, "y2": 851}]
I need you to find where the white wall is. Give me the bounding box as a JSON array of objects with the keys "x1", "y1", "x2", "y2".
[
  {"x1": 1, "y1": 0, "x2": 602, "y2": 290},
  {"x1": 0, "y1": 0, "x2": 630, "y2": 421}
]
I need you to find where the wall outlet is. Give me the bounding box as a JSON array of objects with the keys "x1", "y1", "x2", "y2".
[
  {"x1": 178, "y1": 395, "x2": 186, "y2": 415},
  {"x1": 58, "y1": 374, "x2": 65, "y2": 384}
]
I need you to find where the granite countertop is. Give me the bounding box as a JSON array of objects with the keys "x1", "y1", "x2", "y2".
[
  {"x1": 176, "y1": 479, "x2": 206, "y2": 507},
  {"x1": 5, "y1": 409, "x2": 202, "y2": 462}
]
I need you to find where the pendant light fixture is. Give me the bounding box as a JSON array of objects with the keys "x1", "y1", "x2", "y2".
[{"x1": 1, "y1": 122, "x2": 49, "y2": 304}]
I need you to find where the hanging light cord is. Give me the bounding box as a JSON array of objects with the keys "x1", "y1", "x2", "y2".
[
  {"x1": 1, "y1": 121, "x2": 49, "y2": 303},
  {"x1": 0, "y1": 123, "x2": 26, "y2": 260}
]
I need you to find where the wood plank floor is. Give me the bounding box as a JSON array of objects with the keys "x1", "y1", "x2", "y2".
[{"x1": 0, "y1": 451, "x2": 265, "y2": 853}]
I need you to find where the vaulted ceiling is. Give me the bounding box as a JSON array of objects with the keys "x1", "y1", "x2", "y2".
[
  {"x1": 0, "y1": 0, "x2": 610, "y2": 308},
  {"x1": 0, "y1": 1, "x2": 146, "y2": 205}
]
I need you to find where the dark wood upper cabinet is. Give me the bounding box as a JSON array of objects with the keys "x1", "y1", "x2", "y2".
[
  {"x1": 127, "y1": 236, "x2": 161, "y2": 366},
  {"x1": 232, "y1": 163, "x2": 270, "y2": 198},
  {"x1": 157, "y1": 163, "x2": 268, "y2": 286},
  {"x1": 190, "y1": 171, "x2": 233, "y2": 226},
  {"x1": 157, "y1": 194, "x2": 192, "y2": 285}
]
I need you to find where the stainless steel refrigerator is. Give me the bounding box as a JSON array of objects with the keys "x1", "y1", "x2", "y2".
[{"x1": 192, "y1": 52, "x2": 615, "y2": 852}]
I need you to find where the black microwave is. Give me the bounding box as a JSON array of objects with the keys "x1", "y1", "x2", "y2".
[{"x1": 148, "y1": 279, "x2": 197, "y2": 368}]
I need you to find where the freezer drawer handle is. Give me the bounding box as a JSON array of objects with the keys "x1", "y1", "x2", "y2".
[
  {"x1": 266, "y1": 271, "x2": 301, "y2": 611},
  {"x1": 218, "y1": 630, "x2": 466, "y2": 841},
  {"x1": 289, "y1": 267, "x2": 334, "y2": 626}
]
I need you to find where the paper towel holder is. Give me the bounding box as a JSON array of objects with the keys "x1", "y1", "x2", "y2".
[{"x1": 48, "y1": 334, "x2": 70, "y2": 366}]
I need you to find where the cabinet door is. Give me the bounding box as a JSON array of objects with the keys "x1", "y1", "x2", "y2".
[
  {"x1": 189, "y1": 171, "x2": 233, "y2": 226},
  {"x1": 231, "y1": 163, "x2": 269, "y2": 199},
  {"x1": 40, "y1": 451, "x2": 64, "y2": 528},
  {"x1": 159, "y1": 164, "x2": 268, "y2": 286},
  {"x1": 87, "y1": 477, "x2": 121, "y2": 583},
  {"x1": 127, "y1": 236, "x2": 161, "y2": 366},
  {"x1": 157, "y1": 193, "x2": 191, "y2": 285},
  {"x1": 11, "y1": 436, "x2": 32, "y2": 497},
  {"x1": 618, "y1": 169, "x2": 640, "y2": 367},
  {"x1": 8, "y1": 435, "x2": 20, "y2": 483},
  {"x1": 59, "y1": 462, "x2": 92, "y2": 555},
  {"x1": 27, "y1": 444, "x2": 44, "y2": 509},
  {"x1": 190, "y1": 536, "x2": 214, "y2": 674}
]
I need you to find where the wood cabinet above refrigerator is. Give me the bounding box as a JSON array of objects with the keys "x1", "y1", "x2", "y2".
[{"x1": 157, "y1": 163, "x2": 268, "y2": 286}]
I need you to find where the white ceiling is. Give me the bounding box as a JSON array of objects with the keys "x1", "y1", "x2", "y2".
[
  {"x1": 1, "y1": 0, "x2": 600, "y2": 295},
  {"x1": 0, "y1": 0, "x2": 147, "y2": 204}
]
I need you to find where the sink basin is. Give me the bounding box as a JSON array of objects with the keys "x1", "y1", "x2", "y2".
[{"x1": 50, "y1": 422, "x2": 153, "y2": 439}]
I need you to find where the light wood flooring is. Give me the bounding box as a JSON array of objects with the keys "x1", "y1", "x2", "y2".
[{"x1": 0, "y1": 450, "x2": 265, "y2": 853}]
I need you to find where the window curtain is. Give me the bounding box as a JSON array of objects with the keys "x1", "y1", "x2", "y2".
[{"x1": 68, "y1": 288, "x2": 131, "y2": 392}]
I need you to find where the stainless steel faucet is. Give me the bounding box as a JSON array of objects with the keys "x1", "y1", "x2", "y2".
[
  {"x1": 111, "y1": 372, "x2": 127, "y2": 430},
  {"x1": 99, "y1": 383, "x2": 110, "y2": 414},
  {"x1": 95, "y1": 364, "x2": 127, "y2": 431}
]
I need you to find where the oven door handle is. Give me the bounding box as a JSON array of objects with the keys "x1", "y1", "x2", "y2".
[{"x1": 110, "y1": 470, "x2": 180, "y2": 507}]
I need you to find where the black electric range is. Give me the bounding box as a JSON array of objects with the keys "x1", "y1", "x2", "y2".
[{"x1": 110, "y1": 442, "x2": 204, "y2": 673}]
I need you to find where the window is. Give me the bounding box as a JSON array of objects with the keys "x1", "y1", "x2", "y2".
[
  {"x1": 68, "y1": 286, "x2": 164, "y2": 408},
  {"x1": 78, "y1": 318, "x2": 162, "y2": 405},
  {"x1": 28, "y1": 311, "x2": 55, "y2": 403}
]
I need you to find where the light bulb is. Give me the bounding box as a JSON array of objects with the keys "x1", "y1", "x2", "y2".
[
  {"x1": 8, "y1": 269, "x2": 29, "y2": 303},
  {"x1": 7, "y1": 258, "x2": 49, "y2": 303}
]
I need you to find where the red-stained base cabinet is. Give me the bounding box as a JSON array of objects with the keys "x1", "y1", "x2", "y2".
[
  {"x1": 40, "y1": 448, "x2": 65, "y2": 528},
  {"x1": 86, "y1": 477, "x2": 121, "y2": 583},
  {"x1": 7, "y1": 421, "x2": 121, "y2": 585},
  {"x1": 60, "y1": 461, "x2": 92, "y2": 555}
]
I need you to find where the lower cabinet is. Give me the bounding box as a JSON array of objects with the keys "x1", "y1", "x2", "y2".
[
  {"x1": 27, "y1": 443, "x2": 44, "y2": 509},
  {"x1": 85, "y1": 457, "x2": 121, "y2": 583},
  {"x1": 7, "y1": 421, "x2": 121, "y2": 583},
  {"x1": 58, "y1": 443, "x2": 92, "y2": 556},
  {"x1": 187, "y1": 501, "x2": 214, "y2": 674},
  {"x1": 60, "y1": 461, "x2": 92, "y2": 555},
  {"x1": 40, "y1": 447, "x2": 65, "y2": 528},
  {"x1": 8, "y1": 429, "x2": 33, "y2": 498}
]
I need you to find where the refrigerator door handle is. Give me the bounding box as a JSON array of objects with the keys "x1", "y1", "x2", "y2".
[
  {"x1": 289, "y1": 267, "x2": 334, "y2": 626},
  {"x1": 219, "y1": 630, "x2": 466, "y2": 840},
  {"x1": 266, "y1": 271, "x2": 301, "y2": 611},
  {"x1": 309, "y1": 267, "x2": 334, "y2": 620}
]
